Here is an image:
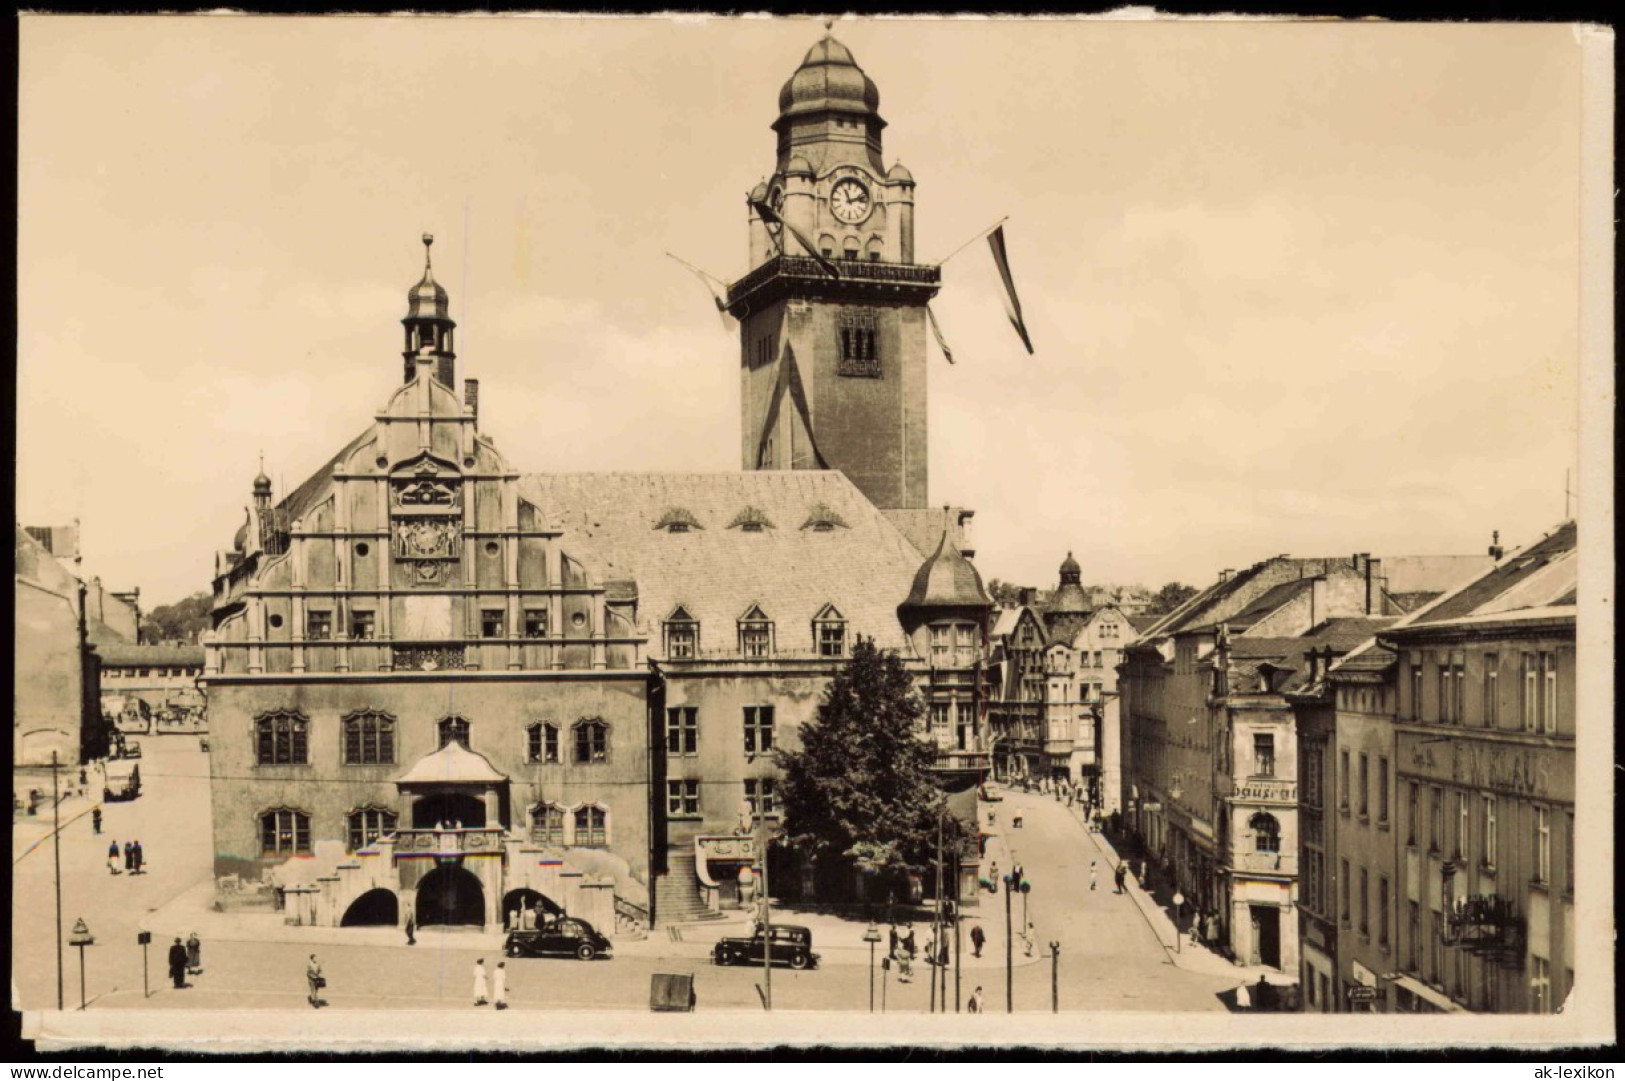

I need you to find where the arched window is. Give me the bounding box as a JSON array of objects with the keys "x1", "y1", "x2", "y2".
[
  {"x1": 573, "y1": 804, "x2": 608, "y2": 847},
  {"x1": 255, "y1": 710, "x2": 308, "y2": 765},
  {"x1": 1251, "y1": 812, "x2": 1281, "y2": 854},
  {"x1": 437, "y1": 716, "x2": 471, "y2": 749},
  {"x1": 342, "y1": 710, "x2": 395, "y2": 765},
  {"x1": 259, "y1": 808, "x2": 311, "y2": 856},
  {"x1": 346, "y1": 805, "x2": 398, "y2": 851},
  {"x1": 530, "y1": 802, "x2": 566, "y2": 845},
  {"x1": 573, "y1": 719, "x2": 609, "y2": 764},
  {"x1": 526, "y1": 722, "x2": 560, "y2": 764}
]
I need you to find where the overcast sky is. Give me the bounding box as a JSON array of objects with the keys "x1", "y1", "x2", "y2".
[{"x1": 18, "y1": 15, "x2": 1588, "y2": 605}]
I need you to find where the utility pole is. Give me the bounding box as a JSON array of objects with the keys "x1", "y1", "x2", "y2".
[
  {"x1": 953, "y1": 849, "x2": 962, "y2": 1013},
  {"x1": 931, "y1": 811, "x2": 943, "y2": 1013},
  {"x1": 1049, "y1": 941, "x2": 1061, "y2": 1013},
  {"x1": 1004, "y1": 873, "x2": 1013, "y2": 1013},
  {"x1": 53, "y1": 750, "x2": 64, "y2": 1011},
  {"x1": 758, "y1": 810, "x2": 771, "y2": 1011}
]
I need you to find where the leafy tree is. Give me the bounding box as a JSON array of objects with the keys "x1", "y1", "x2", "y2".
[
  {"x1": 776, "y1": 637, "x2": 960, "y2": 895},
  {"x1": 141, "y1": 591, "x2": 213, "y2": 643},
  {"x1": 1148, "y1": 581, "x2": 1199, "y2": 615},
  {"x1": 984, "y1": 578, "x2": 1030, "y2": 607}
]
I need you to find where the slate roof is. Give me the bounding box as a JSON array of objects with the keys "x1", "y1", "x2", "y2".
[
  {"x1": 1186, "y1": 579, "x2": 1315, "y2": 634},
  {"x1": 1225, "y1": 618, "x2": 1396, "y2": 694},
  {"x1": 1404, "y1": 521, "x2": 1576, "y2": 627},
  {"x1": 518, "y1": 471, "x2": 931, "y2": 655},
  {"x1": 902, "y1": 531, "x2": 991, "y2": 609},
  {"x1": 276, "y1": 427, "x2": 375, "y2": 525},
  {"x1": 96, "y1": 642, "x2": 205, "y2": 667}
]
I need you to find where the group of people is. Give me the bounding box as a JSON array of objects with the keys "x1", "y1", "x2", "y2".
[
  {"x1": 166, "y1": 933, "x2": 202, "y2": 989},
  {"x1": 471, "y1": 958, "x2": 509, "y2": 1009},
  {"x1": 107, "y1": 838, "x2": 147, "y2": 875}
]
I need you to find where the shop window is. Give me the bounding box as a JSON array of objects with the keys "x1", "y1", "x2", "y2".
[
  {"x1": 342, "y1": 710, "x2": 395, "y2": 765},
  {"x1": 526, "y1": 722, "x2": 559, "y2": 764},
  {"x1": 259, "y1": 808, "x2": 311, "y2": 856},
  {"x1": 574, "y1": 719, "x2": 609, "y2": 763},
  {"x1": 346, "y1": 806, "x2": 397, "y2": 851},
  {"x1": 255, "y1": 710, "x2": 309, "y2": 766}
]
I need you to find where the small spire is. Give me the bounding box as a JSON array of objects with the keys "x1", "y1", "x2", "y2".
[
  {"x1": 422, "y1": 233, "x2": 434, "y2": 272},
  {"x1": 823, "y1": 15, "x2": 834, "y2": 32}
]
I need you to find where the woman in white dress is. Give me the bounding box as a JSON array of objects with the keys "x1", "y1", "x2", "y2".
[
  {"x1": 492, "y1": 961, "x2": 508, "y2": 1010},
  {"x1": 473, "y1": 958, "x2": 489, "y2": 1006}
]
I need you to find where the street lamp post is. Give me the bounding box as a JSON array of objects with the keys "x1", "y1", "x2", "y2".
[
  {"x1": 1003, "y1": 873, "x2": 1014, "y2": 1013},
  {"x1": 1049, "y1": 941, "x2": 1061, "y2": 1013},
  {"x1": 1173, "y1": 891, "x2": 1185, "y2": 954},
  {"x1": 52, "y1": 751, "x2": 64, "y2": 1012},
  {"x1": 863, "y1": 923, "x2": 882, "y2": 1013},
  {"x1": 69, "y1": 918, "x2": 94, "y2": 1011}
]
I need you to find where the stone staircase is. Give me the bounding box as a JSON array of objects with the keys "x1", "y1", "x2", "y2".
[{"x1": 654, "y1": 848, "x2": 721, "y2": 926}]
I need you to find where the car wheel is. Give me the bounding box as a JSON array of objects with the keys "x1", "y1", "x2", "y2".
[
  {"x1": 506, "y1": 942, "x2": 522, "y2": 958},
  {"x1": 789, "y1": 953, "x2": 809, "y2": 970},
  {"x1": 575, "y1": 942, "x2": 596, "y2": 961}
]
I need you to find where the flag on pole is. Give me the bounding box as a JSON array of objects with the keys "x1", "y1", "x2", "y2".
[
  {"x1": 751, "y1": 198, "x2": 841, "y2": 280},
  {"x1": 665, "y1": 252, "x2": 735, "y2": 332},
  {"x1": 926, "y1": 305, "x2": 956, "y2": 365},
  {"x1": 986, "y1": 225, "x2": 1034, "y2": 354}
]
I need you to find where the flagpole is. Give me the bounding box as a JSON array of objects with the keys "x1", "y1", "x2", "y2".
[
  {"x1": 663, "y1": 251, "x2": 727, "y2": 290},
  {"x1": 934, "y1": 216, "x2": 1010, "y2": 267}
]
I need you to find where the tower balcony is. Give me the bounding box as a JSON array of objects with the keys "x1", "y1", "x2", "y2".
[{"x1": 726, "y1": 255, "x2": 941, "y2": 315}]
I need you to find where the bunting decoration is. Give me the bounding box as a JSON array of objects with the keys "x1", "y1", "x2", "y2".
[
  {"x1": 755, "y1": 341, "x2": 829, "y2": 473},
  {"x1": 926, "y1": 305, "x2": 956, "y2": 365},
  {"x1": 986, "y1": 224, "x2": 1034, "y2": 354},
  {"x1": 750, "y1": 198, "x2": 842, "y2": 280}
]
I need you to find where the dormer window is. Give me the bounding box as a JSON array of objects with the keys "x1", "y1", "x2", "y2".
[
  {"x1": 813, "y1": 604, "x2": 847, "y2": 658},
  {"x1": 738, "y1": 605, "x2": 774, "y2": 659},
  {"x1": 654, "y1": 508, "x2": 703, "y2": 534},
  {"x1": 728, "y1": 507, "x2": 776, "y2": 533},
  {"x1": 664, "y1": 606, "x2": 699, "y2": 659},
  {"x1": 801, "y1": 503, "x2": 850, "y2": 532}
]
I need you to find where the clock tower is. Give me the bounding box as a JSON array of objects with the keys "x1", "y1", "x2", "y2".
[{"x1": 726, "y1": 31, "x2": 940, "y2": 511}]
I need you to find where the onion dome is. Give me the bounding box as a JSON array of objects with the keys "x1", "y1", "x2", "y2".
[
  {"x1": 252, "y1": 453, "x2": 272, "y2": 498},
  {"x1": 406, "y1": 233, "x2": 449, "y2": 321},
  {"x1": 903, "y1": 529, "x2": 991, "y2": 610},
  {"x1": 1059, "y1": 550, "x2": 1081, "y2": 583},
  {"x1": 886, "y1": 161, "x2": 914, "y2": 183},
  {"x1": 1051, "y1": 550, "x2": 1088, "y2": 613},
  {"x1": 778, "y1": 32, "x2": 881, "y2": 121},
  {"x1": 232, "y1": 512, "x2": 250, "y2": 554}
]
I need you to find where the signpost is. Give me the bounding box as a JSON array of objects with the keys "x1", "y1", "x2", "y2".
[
  {"x1": 69, "y1": 918, "x2": 94, "y2": 1010},
  {"x1": 863, "y1": 923, "x2": 882, "y2": 1012},
  {"x1": 1172, "y1": 892, "x2": 1185, "y2": 954},
  {"x1": 137, "y1": 930, "x2": 152, "y2": 998}
]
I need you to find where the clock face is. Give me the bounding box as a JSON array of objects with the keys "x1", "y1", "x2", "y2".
[{"x1": 830, "y1": 178, "x2": 871, "y2": 224}]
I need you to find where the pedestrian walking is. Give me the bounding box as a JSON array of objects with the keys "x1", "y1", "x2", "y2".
[
  {"x1": 1206, "y1": 911, "x2": 1221, "y2": 948},
  {"x1": 989, "y1": 860, "x2": 999, "y2": 887},
  {"x1": 1089, "y1": 860, "x2": 1099, "y2": 891},
  {"x1": 123, "y1": 841, "x2": 133, "y2": 872},
  {"x1": 969, "y1": 923, "x2": 986, "y2": 958},
  {"x1": 186, "y1": 932, "x2": 202, "y2": 976},
  {"x1": 307, "y1": 955, "x2": 324, "y2": 1007},
  {"x1": 91, "y1": 807, "x2": 102, "y2": 835},
  {"x1": 167, "y1": 937, "x2": 187, "y2": 989},
  {"x1": 938, "y1": 938, "x2": 949, "y2": 967},
  {"x1": 901, "y1": 925, "x2": 916, "y2": 960},
  {"x1": 968, "y1": 986, "x2": 985, "y2": 1013},
  {"x1": 1114, "y1": 864, "x2": 1127, "y2": 894},
  {"x1": 107, "y1": 840, "x2": 121, "y2": 875},
  {"x1": 473, "y1": 958, "x2": 489, "y2": 1006},
  {"x1": 492, "y1": 961, "x2": 508, "y2": 1010},
  {"x1": 404, "y1": 909, "x2": 416, "y2": 946},
  {"x1": 1256, "y1": 975, "x2": 1271, "y2": 1012},
  {"x1": 888, "y1": 924, "x2": 899, "y2": 959},
  {"x1": 132, "y1": 840, "x2": 145, "y2": 874},
  {"x1": 1234, "y1": 980, "x2": 1251, "y2": 1011}
]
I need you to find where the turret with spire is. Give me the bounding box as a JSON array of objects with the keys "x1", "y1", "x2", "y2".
[{"x1": 402, "y1": 233, "x2": 457, "y2": 388}]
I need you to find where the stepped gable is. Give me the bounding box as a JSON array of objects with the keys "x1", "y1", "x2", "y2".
[{"x1": 519, "y1": 471, "x2": 926, "y2": 655}]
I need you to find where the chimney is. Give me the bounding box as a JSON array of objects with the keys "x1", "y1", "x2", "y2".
[
  {"x1": 464, "y1": 378, "x2": 479, "y2": 427},
  {"x1": 1019, "y1": 587, "x2": 1036, "y2": 607},
  {"x1": 1364, "y1": 555, "x2": 1384, "y2": 615},
  {"x1": 1488, "y1": 530, "x2": 1504, "y2": 561},
  {"x1": 1310, "y1": 576, "x2": 1329, "y2": 627}
]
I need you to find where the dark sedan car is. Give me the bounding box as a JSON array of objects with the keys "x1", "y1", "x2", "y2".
[
  {"x1": 504, "y1": 917, "x2": 613, "y2": 961},
  {"x1": 711, "y1": 924, "x2": 820, "y2": 970}
]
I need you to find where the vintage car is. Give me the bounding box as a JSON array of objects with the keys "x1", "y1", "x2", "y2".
[
  {"x1": 503, "y1": 917, "x2": 613, "y2": 961},
  {"x1": 711, "y1": 924, "x2": 820, "y2": 970}
]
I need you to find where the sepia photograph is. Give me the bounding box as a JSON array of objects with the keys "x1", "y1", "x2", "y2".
[{"x1": 12, "y1": 12, "x2": 1613, "y2": 1053}]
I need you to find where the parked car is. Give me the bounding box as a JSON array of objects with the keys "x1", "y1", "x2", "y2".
[
  {"x1": 122, "y1": 741, "x2": 143, "y2": 760},
  {"x1": 712, "y1": 924, "x2": 820, "y2": 970},
  {"x1": 503, "y1": 917, "x2": 612, "y2": 961}
]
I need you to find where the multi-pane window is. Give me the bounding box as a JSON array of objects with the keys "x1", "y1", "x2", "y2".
[
  {"x1": 306, "y1": 610, "x2": 333, "y2": 640},
  {"x1": 255, "y1": 711, "x2": 309, "y2": 765},
  {"x1": 1534, "y1": 806, "x2": 1550, "y2": 884},
  {"x1": 930, "y1": 701, "x2": 951, "y2": 733},
  {"x1": 1521, "y1": 653, "x2": 1538, "y2": 731},
  {"x1": 1358, "y1": 753, "x2": 1369, "y2": 818},
  {"x1": 437, "y1": 716, "x2": 471, "y2": 749},
  {"x1": 1251, "y1": 812, "x2": 1280, "y2": 853},
  {"x1": 836, "y1": 307, "x2": 880, "y2": 378},
  {"x1": 745, "y1": 778, "x2": 778, "y2": 818},
  {"x1": 1429, "y1": 787, "x2": 1444, "y2": 852},
  {"x1": 530, "y1": 803, "x2": 566, "y2": 845},
  {"x1": 527, "y1": 722, "x2": 559, "y2": 764},
  {"x1": 667, "y1": 780, "x2": 700, "y2": 818},
  {"x1": 346, "y1": 806, "x2": 397, "y2": 851},
  {"x1": 1456, "y1": 791, "x2": 1470, "y2": 862},
  {"x1": 1564, "y1": 811, "x2": 1574, "y2": 894},
  {"x1": 1531, "y1": 956, "x2": 1552, "y2": 1013},
  {"x1": 1407, "y1": 782, "x2": 1420, "y2": 845},
  {"x1": 342, "y1": 711, "x2": 395, "y2": 765},
  {"x1": 1340, "y1": 858, "x2": 1351, "y2": 924},
  {"x1": 814, "y1": 609, "x2": 847, "y2": 658},
  {"x1": 1303, "y1": 745, "x2": 1323, "y2": 809},
  {"x1": 1378, "y1": 875, "x2": 1391, "y2": 947},
  {"x1": 1483, "y1": 653, "x2": 1499, "y2": 726},
  {"x1": 1482, "y1": 795, "x2": 1498, "y2": 868},
  {"x1": 1253, "y1": 733, "x2": 1275, "y2": 778},
  {"x1": 744, "y1": 706, "x2": 775, "y2": 754},
  {"x1": 1410, "y1": 664, "x2": 1424, "y2": 720},
  {"x1": 523, "y1": 609, "x2": 549, "y2": 639},
  {"x1": 1339, "y1": 750, "x2": 1351, "y2": 811},
  {"x1": 1439, "y1": 653, "x2": 1465, "y2": 723},
  {"x1": 480, "y1": 609, "x2": 505, "y2": 638},
  {"x1": 666, "y1": 707, "x2": 698, "y2": 756},
  {"x1": 1540, "y1": 652, "x2": 1558, "y2": 734},
  {"x1": 260, "y1": 808, "x2": 310, "y2": 856},
  {"x1": 1407, "y1": 901, "x2": 1420, "y2": 970},
  {"x1": 931, "y1": 625, "x2": 952, "y2": 666},
  {"x1": 665, "y1": 612, "x2": 699, "y2": 659},
  {"x1": 738, "y1": 609, "x2": 773, "y2": 658},
  {"x1": 350, "y1": 610, "x2": 376, "y2": 640},
  {"x1": 1377, "y1": 756, "x2": 1390, "y2": 824},
  {"x1": 574, "y1": 720, "x2": 609, "y2": 763},
  {"x1": 573, "y1": 805, "x2": 608, "y2": 846},
  {"x1": 1359, "y1": 868, "x2": 1369, "y2": 937}
]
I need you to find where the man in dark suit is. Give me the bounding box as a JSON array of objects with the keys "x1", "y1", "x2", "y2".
[{"x1": 168, "y1": 937, "x2": 188, "y2": 989}]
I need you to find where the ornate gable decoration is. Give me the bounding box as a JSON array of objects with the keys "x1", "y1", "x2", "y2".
[
  {"x1": 390, "y1": 455, "x2": 463, "y2": 587},
  {"x1": 800, "y1": 503, "x2": 850, "y2": 532}
]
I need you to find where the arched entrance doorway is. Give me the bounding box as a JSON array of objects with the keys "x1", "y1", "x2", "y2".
[
  {"x1": 412, "y1": 792, "x2": 487, "y2": 830},
  {"x1": 502, "y1": 888, "x2": 564, "y2": 928},
  {"x1": 340, "y1": 888, "x2": 399, "y2": 927},
  {"x1": 416, "y1": 864, "x2": 485, "y2": 926}
]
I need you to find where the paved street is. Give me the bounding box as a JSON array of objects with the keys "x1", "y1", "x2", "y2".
[{"x1": 14, "y1": 743, "x2": 1233, "y2": 1014}]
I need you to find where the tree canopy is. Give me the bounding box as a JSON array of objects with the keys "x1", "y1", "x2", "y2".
[
  {"x1": 141, "y1": 591, "x2": 212, "y2": 643},
  {"x1": 775, "y1": 637, "x2": 954, "y2": 880},
  {"x1": 1148, "y1": 581, "x2": 1200, "y2": 615}
]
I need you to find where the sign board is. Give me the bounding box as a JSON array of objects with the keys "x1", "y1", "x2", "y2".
[
  {"x1": 1351, "y1": 960, "x2": 1377, "y2": 988},
  {"x1": 649, "y1": 973, "x2": 695, "y2": 1013},
  {"x1": 1347, "y1": 986, "x2": 1379, "y2": 1002},
  {"x1": 1232, "y1": 779, "x2": 1297, "y2": 804}
]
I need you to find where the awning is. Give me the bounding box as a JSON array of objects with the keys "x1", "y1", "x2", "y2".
[
  {"x1": 395, "y1": 741, "x2": 508, "y2": 785},
  {"x1": 1390, "y1": 975, "x2": 1467, "y2": 1013}
]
